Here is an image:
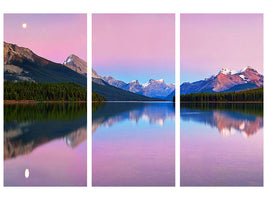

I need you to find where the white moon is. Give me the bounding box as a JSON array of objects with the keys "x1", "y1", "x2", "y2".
[
  {"x1": 25, "y1": 168, "x2": 30, "y2": 178},
  {"x1": 22, "y1": 23, "x2": 27, "y2": 29}
]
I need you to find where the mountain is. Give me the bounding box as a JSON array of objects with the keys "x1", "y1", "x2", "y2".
[
  {"x1": 63, "y1": 54, "x2": 87, "y2": 76},
  {"x1": 103, "y1": 76, "x2": 127, "y2": 88},
  {"x1": 165, "y1": 90, "x2": 175, "y2": 101},
  {"x1": 141, "y1": 79, "x2": 175, "y2": 98},
  {"x1": 103, "y1": 76, "x2": 175, "y2": 98},
  {"x1": 180, "y1": 67, "x2": 263, "y2": 94},
  {"x1": 92, "y1": 79, "x2": 161, "y2": 101},
  {"x1": 92, "y1": 68, "x2": 103, "y2": 79},
  {"x1": 92, "y1": 68, "x2": 173, "y2": 100},
  {"x1": 91, "y1": 70, "x2": 160, "y2": 101},
  {"x1": 4, "y1": 42, "x2": 87, "y2": 87}
]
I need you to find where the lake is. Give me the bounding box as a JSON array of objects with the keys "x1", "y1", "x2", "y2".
[
  {"x1": 4, "y1": 103, "x2": 87, "y2": 186},
  {"x1": 92, "y1": 102, "x2": 175, "y2": 186},
  {"x1": 180, "y1": 103, "x2": 263, "y2": 186}
]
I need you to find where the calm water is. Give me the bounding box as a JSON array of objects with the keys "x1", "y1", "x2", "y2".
[
  {"x1": 92, "y1": 102, "x2": 175, "y2": 186},
  {"x1": 180, "y1": 103, "x2": 263, "y2": 186},
  {"x1": 4, "y1": 103, "x2": 87, "y2": 186}
]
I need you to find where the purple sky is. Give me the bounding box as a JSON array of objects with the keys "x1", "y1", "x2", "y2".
[
  {"x1": 92, "y1": 14, "x2": 175, "y2": 84},
  {"x1": 4, "y1": 14, "x2": 87, "y2": 63},
  {"x1": 181, "y1": 14, "x2": 263, "y2": 83}
]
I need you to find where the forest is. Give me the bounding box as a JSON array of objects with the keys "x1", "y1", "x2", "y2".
[
  {"x1": 180, "y1": 87, "x2": 263, "y2": 102},
  {"x1": 92, "y1": 92, "x2": 106, "y2": 102},
  {"x1": 4, "y1": 81, "x2": 87, "y2": 101}
]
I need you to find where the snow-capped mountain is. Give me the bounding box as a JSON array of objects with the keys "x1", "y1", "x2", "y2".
[
  {"x1": 103, "y1": 75, "x2": 175, "y2": 98},
  {"x1": 218, "y1": 67, "x2": 237, "y2": 75},
  {"x1": 121, "y1": 79, "x2": 144, "y2": 94},
  {"x1": 180, "y1": 66, "x2": 263, "y2": 95},
  {"x1": 91, "y1": 68, "x2": 175, "y2": 99},
  {"x1": 63, "y1": 54, "x2": 87, "y2": 76},
  {"x1": 139, "y1": 79, "x2": 175, "y2": 98},
  {"x1": 4, "y1": 42, "x2": 87, "y2": 87}
]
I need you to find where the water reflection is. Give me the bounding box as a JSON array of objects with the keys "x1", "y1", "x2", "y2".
[
  {"x1": 180, "y1": 103, "x2": 263, "y2": 186},
  {"x1": 92, "y1": 102, "x2": 175, "y2": 186},
  {"x1": 4, "y1": 103, "x2": 87, "y2": 186},
  {"x1": 181, "y1": 103, "x2": 263, "y2": 138},
  {"x1": 93, "y1": 102, "x2": 175, "y2": 133}
]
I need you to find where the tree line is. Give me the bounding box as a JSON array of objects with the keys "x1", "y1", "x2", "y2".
[
  {"x1": 180, "y1": 88, "x2": 263, "y2": 102},
  {"x1": 92, "y1": 92, "x2": 106, "y2": 102},
  {"x1": 4, "y1": 81, "x2": 87, "y2": 101}
]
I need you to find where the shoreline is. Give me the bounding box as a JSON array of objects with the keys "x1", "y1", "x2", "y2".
[
  {"x1": 180, "y1": 101, "x2": 263, "y2": 103},
  {"x1": 92, "y1": 101, "x2": 173, "y2": 103},
  {"x1": 4, "y1": 100, "x2": 87, "y2": 104}
]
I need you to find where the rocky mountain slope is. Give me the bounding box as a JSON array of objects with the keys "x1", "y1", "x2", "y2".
[
  {"x1": 92, "y1": 68, "x2": 174, "y2": 100},
  {"x1": 63, "y1": 54, "x2": 87, "y2": 76},
  {"x1": 4, "y1": 42, "x2": 87, "y2": 87},
  {"x1": 103, "y1": 75, "x2": 175, "y2": 98},
  {"x1": 92, "y1": 79, "x2": 161, "y2": 101},
  {"x1": 165, "y1": 90, "x2": 175, "y2": 101},
  {"x1": 181, "y1": 67, "x2": 263, "y2": 94}
]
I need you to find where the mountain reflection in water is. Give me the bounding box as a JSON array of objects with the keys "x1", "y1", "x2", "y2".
[
  {"x1": 4, "y1": 103, "x2": 87, "y2": 160},
  {"x1": 181, "y1": 103, "x2": 263, "y2": 138},
  {"x1": 4, "y1": 103, "x2": 87, "y2": 186},
  {"x1": 93, "y1": 102, "x2": 175, "y2": 133},
  {"x1": 92, "y1": 102, "x2": 175, "y2": 186},
  {"x1": 180, "y1": 103, "x2": 263, "y2": 186}
]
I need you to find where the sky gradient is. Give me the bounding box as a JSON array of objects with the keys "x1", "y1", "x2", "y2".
[
  {"x1": 92, "y1": 14, "x2": 175, "y2": 84},
  {"x1": 4, "y1": 14, "x2": 87, "y2": 63},
  {"x1": 181, "y1": 14, "x2": 263, "y2": 83}
]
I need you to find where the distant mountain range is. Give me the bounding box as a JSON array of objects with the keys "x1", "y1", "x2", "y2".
[
  {"x1": 92, "y1": 77, "x2": 161, "y2": 101},
  {"x1": 165, "y1": 90, "x2": 175, "y2": 101},
  {"x1": 4, "y1": 42, "x2": 87, "y2": 87},
  {"x1": 92, "y1": 68, "x2": 175, "y2": 100},
  {"x1": 92, "y1": 72, "x2": 156, "y2": 101},
  {"x1": 104, "y1": 76, "x2": 175, "y2": 98},
  {"x1": 181, "y1": 67, "x2": 263, "y2": 95}
]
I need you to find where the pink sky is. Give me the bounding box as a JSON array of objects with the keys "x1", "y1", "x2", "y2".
[
  {"x1": 4, "y1": 14, "x2": 87, "y2": 63},
  {"x1": 92, "y1": 14, "x2": 175, "y2": 84},
  {"x1": 181, "y1": 14, "x2": 263, "y2": 83}
]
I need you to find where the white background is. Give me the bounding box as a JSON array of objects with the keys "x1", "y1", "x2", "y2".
[{"x1": 0, "y1": 0, "x2": 266, "y2": 199}]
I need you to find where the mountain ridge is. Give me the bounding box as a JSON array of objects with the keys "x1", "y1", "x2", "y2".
[
  {"x1": 102, "y1": 75, "x2": 175, "y2": 98},
  {"x1": 4, "y1": 42, "x2": 87, "y2": 87},
  {"x1": 181, "y1": 66, "x2": 263, "y2": 94},
  {"x1": 63, "y1": 54, "x2": 87, "y2": 76},
  {"x1": 92, "y1": 79, "x2": 162, "y2": 101}
]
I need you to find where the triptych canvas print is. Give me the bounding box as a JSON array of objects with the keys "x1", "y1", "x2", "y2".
[
  {"x1": 4, "y1": 14, "x2": 87, "y2": 186},
  {"x1": 3, "y1": 13, "x2": 263, "y2": 187},
  {"x1": 92, "y1": 14, "x2": 175, "y2": 186},
  {"x1": 180, "y1": 14, "x2": 263, "y2": 186}
]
